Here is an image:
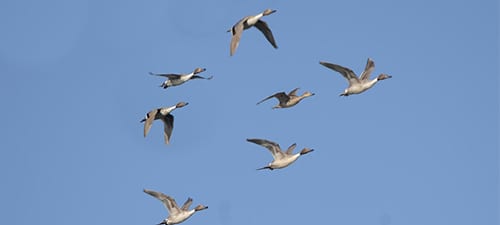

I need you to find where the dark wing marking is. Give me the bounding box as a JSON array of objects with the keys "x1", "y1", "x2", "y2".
[{"x1": 254, "y1": 20, "x2": 278, "y2": 48}]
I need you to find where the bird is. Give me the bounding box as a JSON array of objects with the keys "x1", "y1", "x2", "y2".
[
  {"x1": 140, "y1": 102, "x2": 188, "y2": 144},
  {"x1": 149, "y1": 68, "x2": 212, "y2": 89},
  {"x1": 228, "y1": 9, "x2": 278, "y2": 56},
  {"x1": 143, "y1": 189, "x2": 208, "y2": 225},
  {"x1": 319, "y1": 58, "x2": 392, "y2": 96},
  {"x1": 246, "y1": 138, "x2": 314, "y2": 170},
  {"x1": 256, "y1": 88, "x2": 314, "y2": 109}
]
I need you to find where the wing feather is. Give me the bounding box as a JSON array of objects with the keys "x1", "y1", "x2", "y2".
[
  {"x1": 149, "y1": 72, "x2": 182, "y2": 79},
  {"x1": 319, "y1": 61, "x2": 360, "y2": 84},
  {"x1": 143, "y1": 189, "x2": 180, "y2": 214},
  {"x1": 287, "y1": 88, "x2": 300, "y2": 97},
  {"x1": 162, "y1": 114, "x2": 174, "y2": 145},
  {"x1": 230, "y1": 20, "x2": 245, "y2": 56},
  {"x1": 143, "y1": 109, "x2": 158, "y2": 137},
  {"x1": 181, "y1": 198, "x2": 193, "y2": 211},
  {"x1": 246, "y1": 138, "x2": 284, "y2": 159},
  {"x1": 359, "y1": 58, "x2": 375, "y2": 80},
  {"x1": 285, "y1": 143, "x2": 297, "y2": 155},
  {"x1": 254, "y1": 20, "x2": 278, "y2": 48}
]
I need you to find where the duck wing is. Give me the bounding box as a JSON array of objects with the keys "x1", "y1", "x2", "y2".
[
  {"x1": 246, "y1": 138, "x2": 284, "y2": 159},
  {"x1": 359, "y1": 58, "x2": 375, "y2": 81},
  {"x1": 287, "y1": 88, "x2": 300, "y2": 97},
  {"x1": 230, "y1": 19, "x2": 245, "y2": 56},
  {"x1": 143, "y1": 189, "x2": 181, "y2": 214},
  {"x1": 254, "y1": 20, "x2": 277, "y2": 49},
  {"x1": 285, "y1": 143, "x2": 297, "y2": 155},
  {"x1": 162, "y1": 114, "x2": 174, "y2": 145},
  {"x1": 256, "y1": 92, "x2": 289, "y2": 105},
  {"x1": 149, "y1": 72, "x2": 183, "y2": 79},
  {"x1": 142, "y1": 109, "x2": 158, "y2": 137},
  {"x1": 181, "y1": 198, "x2": 193, "y2": 211},
  {"x1": 319, "y1": 61, "x2": 360, "y2": 85},
  {"x1": 191, "y1": 75, "x2": 213, "y2": 80}
]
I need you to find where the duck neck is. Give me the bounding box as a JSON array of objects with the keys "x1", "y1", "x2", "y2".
[
  {"x1": 160, "y1": 105, "x2": 176, "y2": 115},
  {"x1": 246, "y1": 13, "x2": 263, "y2": 26}
]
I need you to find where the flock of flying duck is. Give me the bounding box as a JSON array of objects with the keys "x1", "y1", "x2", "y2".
[{"x1": 140, "y1": 8, "x2": 392, "y2": 225}]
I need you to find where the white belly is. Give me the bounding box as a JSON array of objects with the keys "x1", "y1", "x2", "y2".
[
  {"x1": 169, "y1": 211, "x2": 195, "y2": 224},
  {"x1": 271, "y1": 155, "x2": 300, "y2": 169}
]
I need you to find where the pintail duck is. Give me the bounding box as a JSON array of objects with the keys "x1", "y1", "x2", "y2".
[
  {"x1": 140, "y1": 102, "x2": 188, "y2": 144},
  {"x1": 246, "y1": 138, "x2": 314, "y2": 170},
  {"x1": 256, "y1": 88, "x2": 314, "y2": 109},
  {"x1": 143, "y1": 189, "x2": 208, "y2": 225},
  {"x1": 149, "y1": 68, "x2": 212, "y2": 89},
  {"x1": 228, "y1": 9, "x2": 278, "y2": 56},
  {"x1": 319, "y1": 58, "x2": 392, "y2": 96}
]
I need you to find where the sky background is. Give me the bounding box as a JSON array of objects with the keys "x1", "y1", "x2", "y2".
[{"x1": 0, "y1": 0, "x2": 498, "y2": 225}]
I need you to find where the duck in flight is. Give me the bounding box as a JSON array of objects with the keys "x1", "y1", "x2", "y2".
[
  {"x1": 140, "y1": 102, "x2": 188, "y2": 145},
  {"x1": 228, "y1": 9, "x2": 278, "y2": 56},
  {"x1": 149, "y1": 67, "x2": 212, "y2": 89},
  {"x1": 256, "y1": 88, "x2": 314, "y2": 109},
  {"x1": 143, "y1": 189, "x2": 208, "y2": 225},
  {"x1": 246, "y1": 138, "x2": 314, "y2": 170},
  {"x1": 319, "y1": 58, "x2": 392, "y2": 96}
]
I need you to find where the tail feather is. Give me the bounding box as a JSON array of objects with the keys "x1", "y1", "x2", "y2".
[{"x1": 257, "y1": 166, "x2": 273, "y2": 170}]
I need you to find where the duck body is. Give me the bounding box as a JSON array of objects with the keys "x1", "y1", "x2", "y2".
[
  {"x1": 347, "y1": 79, "x2": 379, "y2": 95},
  {"x1": 165, "y1": 209, "x2": 197, "y2": 225},
  {"x1": 269, "y1": 153, "x2": 301, "y2": 169}
]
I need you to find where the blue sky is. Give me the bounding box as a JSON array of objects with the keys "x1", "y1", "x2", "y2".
[{"x1": 0, "y1": 0, "x2": 498, "y2": 225}]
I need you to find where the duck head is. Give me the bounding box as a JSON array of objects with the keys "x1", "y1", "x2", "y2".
[
  {"x1": 299, "y1": 148, "x2": 314, "y2": 155},
  {"x1": 303, "y1": 91, "x2": 315, "y2": 98},
  {"x1": 193, "y1": 68, "x2": 206, "y2": 74},
  {"x1": 263, "y1": 9, "x2": 276, "y2": 16},
  {"x1": 377, "y1": 73, "x2": 392, "y2": 80},
  {"x1": 175, "y1": 102, "x2": 189, "y2": 108},
  {"x1": 194, "y1": 205, "x2": 208, "y2": 211}
]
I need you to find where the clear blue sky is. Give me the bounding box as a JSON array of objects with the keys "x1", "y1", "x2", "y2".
[{"x1": 0, "y1": 0, "x2": 498, "y2": 225}]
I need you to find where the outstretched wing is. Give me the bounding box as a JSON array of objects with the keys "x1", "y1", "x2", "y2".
[
  {"x1": 162, "y1": 114, "x2": 174, "y2": 145},
  {"x1": 256, "y1": 92, "x2": 289, "y2": 105},
  {"x1": 143, "y1": 189, "x2": 180, "y2": 214},
  {"x1": 359, "y1": 58, "x2": 375, "y2": 81},
  {"x1": 246, "y1": 138, "x2": 284, "y2": 159},
  {"x1": 285, "y1": 143, "x2": 297, "y2": 155},
  {"x1": 191, "y1": 75, "x2": 213, "y2": 80},
  {"x1": 149, "y1": 72, "x2": 182, "y2": 79},
  {"x1": 287, "y1": 88, "x2": 300, "y2": 97},
  {"x1": 181, "y1": 198, "x2": 193, "y2": 211},
  {"x1": 230, "y1": 18, "x2": 246, "y2": 56},
  {"x1": 143, "y1": 109, "x2": 158, "y2": 137},
  {"x1": 254, "y1": 20, "x2": 278, "y2": 49},
  {"x1": 319, "y1": 61, "x2": 360, "y2": 85}
]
